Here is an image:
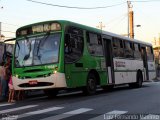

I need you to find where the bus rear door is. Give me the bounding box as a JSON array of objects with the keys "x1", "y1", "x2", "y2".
[
  {"x1": 141, "y1": 46, "x2": 149, "y2": 80},
  {"x1": 103, "y1": 36, "x2": 114, "y2": 84}
]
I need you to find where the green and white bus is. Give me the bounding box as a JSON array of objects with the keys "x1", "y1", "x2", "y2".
[{"x1": 12, "y1": 20, "x2": 156, "y2": 96}]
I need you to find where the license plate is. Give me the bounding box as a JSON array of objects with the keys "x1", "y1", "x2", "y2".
[{"x1": 29, "y1": 80, "x2": 38, "y2": 85}]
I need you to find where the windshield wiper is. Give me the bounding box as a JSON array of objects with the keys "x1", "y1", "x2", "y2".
[
  {"x1": 32, "y1": 32, "x2": 50, "y2": 65},
  {"x1": 36, "y1": 32, "x2": 50, "y2": 55},
  {"x1": 15, "y1": 41, "x2": 20, "y2": 58},
  {"x1": 23, "y1": 36, "x2": 31, "y2": 61}
]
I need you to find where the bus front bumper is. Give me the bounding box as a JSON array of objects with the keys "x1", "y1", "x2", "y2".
[{"x1": 12, "y1": 72, "x2": 67, "y2": 90}]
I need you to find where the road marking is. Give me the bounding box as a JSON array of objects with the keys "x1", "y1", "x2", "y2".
[
  {"x1": 0, "y1": 103, "x2": 14, "y2": 107},
  {"x1": 0, "y1": 105, "x2": 38, "y2": 114},
  {"x1": 140, "y1": 114, "x2": 160, "y2": 120},
  {"x1": 40, "y1": 108, "x2": 93, "y2": 120},
  {"x1": 89, "y1": 110, "x2": 128, "y2": 120},
  {"x1": 18, "y1": 107, "x2": 64, "y2": 118}
]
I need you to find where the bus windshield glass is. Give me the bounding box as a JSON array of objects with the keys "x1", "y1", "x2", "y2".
[{"x1": 15, "y1": 33, "x2": 61, "y2": 67}]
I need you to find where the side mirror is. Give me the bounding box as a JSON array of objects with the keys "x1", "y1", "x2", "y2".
[{"x1": 23, "y1": 54, "x2": 30, "y2": 61}]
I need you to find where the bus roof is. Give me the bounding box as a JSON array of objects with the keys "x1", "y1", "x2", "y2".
[
  {"x1": 102, "y1": 30, "x2": 152, "y2": 46},
  {"x1": 16, "y1": 20, "x2": 152, "y2": 46}
]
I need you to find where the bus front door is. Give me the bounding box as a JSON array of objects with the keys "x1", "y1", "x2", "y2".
[{"x1": 103, "y1": 37, "x2": 114, "y2": 84}]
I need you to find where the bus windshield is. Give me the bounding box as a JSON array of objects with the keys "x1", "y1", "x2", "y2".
[{"x1": 15, "y1": 33, "x2": 61, "y2": 67}]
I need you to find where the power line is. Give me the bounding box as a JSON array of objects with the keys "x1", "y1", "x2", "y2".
[
  {"x1": 108, "y1": 14, "x2": 127, "y2": 30},
  {"x1": 1, "y1": 22, "x2": 19, "y2": 27},
  {"x1": 106, "y1": 13, "x2": 128, "y2": 25},
  {"x1": 0, "y1": 30, "x2": 15, "y2": 33},
  {"x1": 131, "y1": 0, "x2": 160, "y2": 2},
  {"x1": 26, "y1": 0, "x2": 126, "y2": 9}
]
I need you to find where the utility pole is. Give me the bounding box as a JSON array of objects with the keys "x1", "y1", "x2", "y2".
[
  {"x1": 96, "y1": 22, "x2": 105, "y2": 31},
  {"x1": 127, "y1": 1, "x2": 134, "y2": 39}
]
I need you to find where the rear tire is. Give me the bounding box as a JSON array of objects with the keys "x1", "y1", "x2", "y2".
[
  {"x1": 135, "y1": 72, "x2": 143, "y2": 88},
  {"x1": 83, "y1": 73, "x2": 97, "y2": 95},
  {"x1": 129, "y1": 71, "x2": 143, "y2": 88}
]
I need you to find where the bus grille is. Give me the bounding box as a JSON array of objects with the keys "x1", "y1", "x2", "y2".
[{"x1": 18, "y1": 82, "x2": 54, "y2": 88}]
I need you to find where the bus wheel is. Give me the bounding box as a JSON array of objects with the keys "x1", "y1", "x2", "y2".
[
  {"x1": 135, "y1": 72, "x2": 143, "y2": 88},
  {"x1": 83, "y1": 73, "x2": 97, "y2": 95},
  {"x1": 44, "y1": 89, "x2": 58, "y2": 98}
]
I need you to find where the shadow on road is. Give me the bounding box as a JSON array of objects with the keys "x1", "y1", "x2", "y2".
[{"x1": 23, "y1": 83, "x2": 151, "y2": 104}]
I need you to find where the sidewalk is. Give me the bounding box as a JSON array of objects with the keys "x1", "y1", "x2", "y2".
[{"x1": 152, "y1": 77, "x2": 160, "y2": 82}]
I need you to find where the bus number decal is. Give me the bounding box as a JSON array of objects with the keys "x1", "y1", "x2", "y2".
[{"x1": 115, "y1": 61, "x2": 126, "y2": 67}]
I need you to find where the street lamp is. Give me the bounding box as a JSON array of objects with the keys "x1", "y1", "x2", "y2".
[
  {"x1": 135, "y1": 25, "x2": 141, "y2": 27},
  {"x1": 134, "y1": 24, "x2": 141, "y2": 38},
  {"x1": 121, "y1": 25, "x2": 141, "y2": 37}
]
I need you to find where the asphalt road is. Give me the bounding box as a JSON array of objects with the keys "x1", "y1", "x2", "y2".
[{"x1": 1, "y1": 81, "x2": 160, "y2": 120}]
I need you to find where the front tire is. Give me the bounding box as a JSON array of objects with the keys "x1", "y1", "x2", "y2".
[{"x1": 83, "y1": 73, "x2": 97, "y2": 95}]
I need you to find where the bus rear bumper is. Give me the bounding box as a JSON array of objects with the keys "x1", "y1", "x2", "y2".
[{"x1": 12, "y1": 72, "x2": 67, "y2": 90}]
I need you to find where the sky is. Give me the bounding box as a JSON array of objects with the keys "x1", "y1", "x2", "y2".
[{"x1": 1, "y1": 0, "x2": 160, "y2": 44}]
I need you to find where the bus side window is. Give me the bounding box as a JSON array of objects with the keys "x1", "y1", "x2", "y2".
[
  {"x1": 65, "y1": 34, "x2": 72, "y2": 54},
  {"x1": 87, "y1": 32, "x2": 103, "y2": 56},
  {"x1": 112, "y1": 38, "x2": 124, "y2": 58},
  {"x1": 124, "y1": 41, "x2": 133, "y2": 58},
  {"x1": 134, "y1": 43, "x2": 141, "y2": 60},
  {"x1": 146, "y1": 46, "x2": 154, "y2": 61},
  {"x1": 65, "y1": 27, "x2": 84, "y2": 63}
]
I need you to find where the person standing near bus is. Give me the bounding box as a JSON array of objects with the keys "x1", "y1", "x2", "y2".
[
  {"x1": 0, "y1": 62, "x2": 8, "y2": 101},
  {"x1": 8, "y1": 76, "x2": 15, "y2": 103},
  {"x1": 5, "y1": 57, "x2": 11, "y2": 96},
  {"x1": 0, "y1": 63, "x2": 3, "y2": 96}
]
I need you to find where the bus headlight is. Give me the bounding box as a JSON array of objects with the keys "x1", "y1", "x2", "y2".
[
  {"x1": 53, "y1": 70, "x2": 57, "y2": 74},
  {"x1": 53, "y1": 67, "x2": 58, "y2": 74},
  {"x1": 16, "y1": 74, "x2": 18, "y2": 78}
]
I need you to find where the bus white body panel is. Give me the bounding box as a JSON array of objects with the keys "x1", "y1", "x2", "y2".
[
  {"x1": 114, "y1": 58, "x2": 144, "y2": 84},
  {"x1": 12, "y1": 72, "x2": 67, "y2": 90},
  {"x1": 107, "y1": 67, "x2": 112, "y2": 84},
  {"x1": 148, "y1": 61, "x2": 156, "y2": 80}
]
